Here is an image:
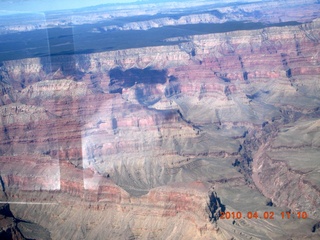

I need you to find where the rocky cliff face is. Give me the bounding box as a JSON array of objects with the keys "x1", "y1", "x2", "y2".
[
  {"x1": 1, "y1": 0, "x2": 319, "y2": 34},
  {"x1": 0, "y1": 16, "x2": 320, "y2": 239}
]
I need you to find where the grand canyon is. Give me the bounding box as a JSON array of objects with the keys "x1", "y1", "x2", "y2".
[{"x1": 0, "y1": 0, "x2": 320, "y2": 239}]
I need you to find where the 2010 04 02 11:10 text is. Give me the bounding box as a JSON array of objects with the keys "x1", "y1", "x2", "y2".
[{"x1": 220, "y1": 211, "x2": 308, "y2": 220}]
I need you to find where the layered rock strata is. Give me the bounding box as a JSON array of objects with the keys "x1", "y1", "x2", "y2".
[{"x1": 0, "y1": 18, "x2": 320, "y2": 239}]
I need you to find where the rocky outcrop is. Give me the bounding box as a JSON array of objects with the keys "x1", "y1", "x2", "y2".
[
  {"x1": 0, "y1": 204, "x2": 50, "y2": 240},
  {"x1": 207, "y1": 191, "x2": 226, "y2": 222},
  {"x1": 252, "y1": 118, "x2": 320, "y2": 219},
  {"x1": 0, "y1": 204, "x2": 25, "y2": 240},
  {"x1": 1, "y1": 0, "x2": 319, "y2": 34}
]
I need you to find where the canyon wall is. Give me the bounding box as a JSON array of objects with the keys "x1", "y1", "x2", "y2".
[{"x1": 0, "y1": 18, "x2": 320, "y2": 239}]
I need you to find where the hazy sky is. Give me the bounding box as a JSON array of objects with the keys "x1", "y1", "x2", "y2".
[{"x1": 0, "y1": 0, "x2": 139, "y2": 13}]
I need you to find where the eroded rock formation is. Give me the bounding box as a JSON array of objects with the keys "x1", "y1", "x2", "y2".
[{"x1": 0, "y1": 13, "x2": 320, "y2": 240}]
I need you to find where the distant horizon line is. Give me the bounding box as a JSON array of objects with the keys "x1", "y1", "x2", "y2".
[{"x1": 0, "y1": 0, "x2": 142, "y2": 15}]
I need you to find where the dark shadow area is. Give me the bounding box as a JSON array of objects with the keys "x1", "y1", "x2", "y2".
[
  {"x1": 246, "y1": 92, "x2": 260, "y2": 100},
  {"x1": 243, "y1": 71, "x2": 248, "y2": 81},
  {"x1": 214, "y1": 72, "x2": 231, "y2": 83},
  {"x1": 0, "y1": 204, "x2": 51, "y2": 240},
  {"x1": 0, "y1": 20, "x2": 301, "y2": 62},
  {"x1": 312, "y1": 222, "x2": 320, "y2": 233},
  {"x1": 207, "y1": 191, "x2": 226, "y2": 222},
  {"x1": 109, "y1": 67, "x2": 166, "y2": 94},
  {"x1": 165, "y1": 82, "x2": 181, "y2": 98}
]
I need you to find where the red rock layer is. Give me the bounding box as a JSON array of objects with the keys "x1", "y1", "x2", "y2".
[{"x1": 0, "y1": 18, "x2": 319, "y2": 239}]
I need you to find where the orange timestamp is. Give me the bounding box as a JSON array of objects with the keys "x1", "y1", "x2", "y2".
[{"x1": 220, "y1": 211, "x2": 308, "y2": 220}]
